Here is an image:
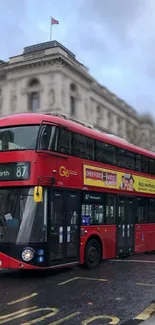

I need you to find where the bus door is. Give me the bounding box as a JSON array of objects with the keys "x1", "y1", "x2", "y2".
[
  {"x1": 48, "y1": 190, "x2": 80, "y2": 266},
  {"x1": 117, "y1": 196, "x2": 135, "y2": 256}
]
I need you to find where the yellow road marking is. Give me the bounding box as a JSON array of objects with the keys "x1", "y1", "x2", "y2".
[
  {"x1": 58, "y1": 277, "x2": 79, "y2": 286},
  {"x1": 21, "y1": 307, "x2": 58, "y2": 325},
  {"x1": 0, "y1": 307, "x2": 37, "y2": 324},
  {"x1": 135, "y1": 303, "x2": 155, "y2": 320},
  {"x1": 0, "y1": 306, "x2": 79, "y2": 325},
  {"x1": 7, "y1": 293, "x2": 38, "y2": 305},
  {"x1": 49, "y1": 312, "x2": 80, "y2": 324},
  {"x1": 136, "y1": 283, "x2": 155, "y2": 287},
  {"x1": 79, "y1": 276, "x2": 107, "y2": 282},
  {"x1": 81, "y1": 315, "x2": 120, "y2": 324},
  {"x1": 58, "y1": 276, "x2": 108, "y2": 286}
]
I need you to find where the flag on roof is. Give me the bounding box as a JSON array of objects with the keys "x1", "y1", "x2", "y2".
[{"x1": 51, "y1": 17, "x2": 59, "y2": 25}]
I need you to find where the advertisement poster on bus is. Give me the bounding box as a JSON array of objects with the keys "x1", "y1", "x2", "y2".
[{"x1": 83, "y1": 164, "x2": 155, "y2": 194}]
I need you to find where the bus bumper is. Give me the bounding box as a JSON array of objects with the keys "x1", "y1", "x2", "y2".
[
  {"x1": 0, "y1": 252, "x2": 40, "y2": 270},
  {"x1": 0, "y1": 252, "x2": 9, "y2": 269}
]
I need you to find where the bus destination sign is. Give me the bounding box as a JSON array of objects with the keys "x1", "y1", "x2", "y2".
[{"x1": 0, "y1": 162, "x2": 30, "y2": 181}]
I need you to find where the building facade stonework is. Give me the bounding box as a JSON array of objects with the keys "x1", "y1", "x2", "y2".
[{"x1": 0, "y1": 41, "x2": 154, "y2": 150}]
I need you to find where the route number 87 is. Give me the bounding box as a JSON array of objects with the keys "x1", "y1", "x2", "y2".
[{"x1": 16, "y1": 166, "x2": 27, "y2": 178}]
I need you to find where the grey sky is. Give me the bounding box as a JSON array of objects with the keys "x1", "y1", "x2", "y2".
[{"x1": 0, "y1": 0, "x2": 155, "y2": 115}]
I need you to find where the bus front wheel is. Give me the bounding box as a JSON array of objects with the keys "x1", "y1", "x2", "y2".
[{"x1": 84, "y1": 238, "x2": 101, "y2": 269}]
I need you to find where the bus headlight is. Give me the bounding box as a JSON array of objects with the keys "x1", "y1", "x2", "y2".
[{"x1": 21, "y1": 248, "x2": 35, "y2": 262}]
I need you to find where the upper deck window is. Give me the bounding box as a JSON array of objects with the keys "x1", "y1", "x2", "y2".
[
  {"x1": 57, "y1": 128, "x2": 71, "y2": 154},
  {"x1": 0, "y1": 125, "x2": 39, "y2": 151},
  {"x1": 117, "y1": 149, "x2": 135, "y2": 170},
  {"x1": 95, "y1": 140, "x2": 116, "y2": 165},
  {"x1": 38, "y1": 125, "x2": 57, "y2": 151},
  {"x1": 72, "y1": 133, "x2": 94, "y2": 160}
]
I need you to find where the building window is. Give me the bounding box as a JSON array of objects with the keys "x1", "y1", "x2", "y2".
[
  {"x1": 70, "y1": 83, "x2": 77, "y2": 117},
  {"x1": 117, "y1": 116, "x2": 121, "y2": 127},
  {"x1": 28, "y1": 78, "x2": 40, "y2": 112},
  {"x1": 70, "y1": 96, "x2": 76, "y2": 116},
  {"x1": 0, "y1": 90, "x2": 2, "y2": 115},
  {"x1": 96, "y1": 105, "x2": 101, "y2": 125},
  {"x1": 29, "y1": 92, "x2": 40, "y2": 112},
  {"x1": 108, "y1": 111, "x2": 112, "y2": 129},
  {"x1": 70, "y1": 83, "x2": 76, "y2": 92}
]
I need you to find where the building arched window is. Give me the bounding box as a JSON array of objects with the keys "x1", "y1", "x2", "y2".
[
  {"x1": 70, "y1": 83, "x2": 77, "y2": 117},
  {"x1": 29, "y1": 92, "x2": 40, "y2": 112},
  {"x1": 28, "y1": 78, "x2": 40, "y2": 112},
  {"x1": 28, "y1": 78, "x2": 39, "y2": 87}
]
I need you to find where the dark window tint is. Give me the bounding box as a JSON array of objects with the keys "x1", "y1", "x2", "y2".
[
  {"x1": 81, "y1": 204, "x2": 104, "y2": 225},
  {"x1": 67, "y1": 192, "x2": 79, "y2": 258},
  {"x1": 57, "y1": 129, "x2": 71, "y2": 154},
  {"x1": 118, "y1": 199, "x2": 125, "y2": 222},
  {"x1": 50, "y1": 192, "x2": 64, "y2": 259},
  {"x1": 67, "y1": 193, "x2": 79, "y2": 225},
  {"x1": 105, "y1": 195, "x2": 116, "y2": 224},
  {"x1": 39, "y1": 125, "x2": 57, "y2": 151},
  {"x1": 148, "y1": 199, "x2": 155, "y2": 223},
  {"x1": 135, "y1": 197, "x2": 147, "y2": 223},
  {"x1": 149, "y1": 159, "x2": 155, "y2": 175},
  {"x1": 96, "y1": 141, "x2": 116, "y2": 165},
  {"x1": 51, "y1": 192, "x2": 64, "y2": 226},
  {"x1": 72, "y1": 133, "x2": 94, "y2": 160},
  {"x1": 135, "y1": 155, "x2": 141, "y2": 172},
  {"x1": 141, "y1": 156, "x2": 148, "y2": 173},
  {"x1": 117, "y1": 149, "x2": 134, "y2": 169}
]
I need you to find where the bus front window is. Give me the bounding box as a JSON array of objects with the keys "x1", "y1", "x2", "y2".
[
  {"x1": 0, "y1": 125, "x2": 39, "y2": 151},
  {"x1": 0, "y1": 188, "x2": 47, "y2": 244}
]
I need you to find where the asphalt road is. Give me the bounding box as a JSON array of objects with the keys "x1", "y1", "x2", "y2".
[{"x1": 1, "y1": 254, "x2": 155, "y2": 324}]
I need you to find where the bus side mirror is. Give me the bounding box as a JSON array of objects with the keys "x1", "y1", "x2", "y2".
[{"x1": 34, "y1": 186, "x2": 43, "y2": 203}]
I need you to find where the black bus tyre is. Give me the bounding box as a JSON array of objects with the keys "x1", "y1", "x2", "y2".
[{"x1": 84, "y1": 238, "x2": 101, "y2": 269}]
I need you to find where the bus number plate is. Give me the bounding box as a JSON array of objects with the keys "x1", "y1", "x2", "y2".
[{"x1": 0, "y1": 162, "x2": 30, "y2": 181}]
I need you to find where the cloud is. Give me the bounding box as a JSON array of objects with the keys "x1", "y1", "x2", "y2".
[
  {"x1": 0, "y1": 0, "x2": 28, "y2": 58},
  {"x1": 65, "y1": 0, "x2": 155, "y2": 115},
  {"x1": 81, "y1": 0, "x2": 146, "y2": 45}
]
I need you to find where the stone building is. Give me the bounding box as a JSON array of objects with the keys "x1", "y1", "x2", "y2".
[{"x1": 0, "y1": 40, "x2": 154, "y2": 150}]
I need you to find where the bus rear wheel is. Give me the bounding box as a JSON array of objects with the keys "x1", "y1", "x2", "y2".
[{"x1": 84, "y1": 238, "x2": 101, "y2": 269}]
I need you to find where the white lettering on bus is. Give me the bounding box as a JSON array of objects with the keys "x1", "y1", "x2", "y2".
[
  {"x1": 0, "y1": 170, "x2": 9, "y2": 177},
  {"x1": 86, "y1": 169, "x2": 103, "y2": 180}
]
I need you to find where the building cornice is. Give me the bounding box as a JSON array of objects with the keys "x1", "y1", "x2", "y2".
[
  {"x1": 91, "y1": 82, "x2": 137, "y2": 119},
  {"x1": 4, "y1": 47, "x2": 138, "y2": 119},
  {"x1": 5, "y1": 53, "x2": 93, "y2": 83}
]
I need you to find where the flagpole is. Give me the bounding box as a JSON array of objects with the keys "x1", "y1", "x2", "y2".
[{"x1": 50, "y1": 16, "x2": 52, "y2": 41}]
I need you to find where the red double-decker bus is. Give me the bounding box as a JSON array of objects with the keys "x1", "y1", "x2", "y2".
[{"x1": 0, "y1": 112, "x2": 155, "y2": 270}]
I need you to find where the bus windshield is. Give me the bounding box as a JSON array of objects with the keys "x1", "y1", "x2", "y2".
[
  {"x1": 0, "y1": 125, "x2": 39, "y2": 151},
  {"x1": 0, "y1": 188, "x2": 47, "y2": 244}
]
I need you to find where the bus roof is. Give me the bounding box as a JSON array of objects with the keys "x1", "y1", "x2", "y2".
[{"x1": 0, "y1": 112, "x2": 155, "y2": 159}]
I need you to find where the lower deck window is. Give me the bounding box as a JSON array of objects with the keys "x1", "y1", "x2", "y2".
[
  {"x1": 148, "y1": 198, "x2": 155, "y2": 223},
  {"x1": 135, "y1": 198, "x2": 147, "y2": 223},
  {"x1": 105, "y1": 195, "x2": 116, "y2": 224},
  {"x1": 81, "y1": 204, "x2": 104, "y2": 225}
]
